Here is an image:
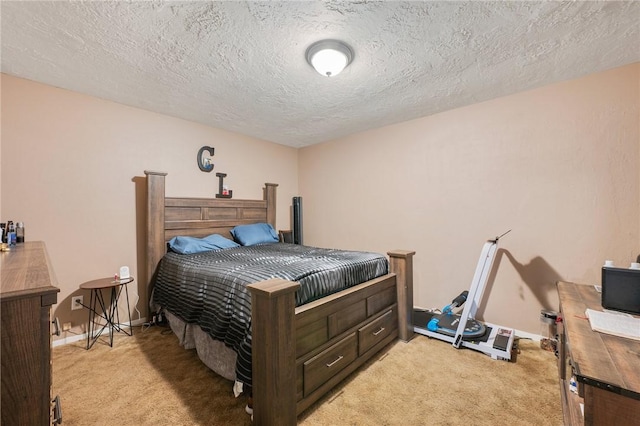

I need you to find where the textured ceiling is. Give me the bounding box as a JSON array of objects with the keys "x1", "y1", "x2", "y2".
[{"x1": 2, "y1": 1, "x2": 639, "y2": 148}]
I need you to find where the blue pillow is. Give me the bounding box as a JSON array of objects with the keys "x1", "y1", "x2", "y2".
[
  {"x1": 168, "y1": 234, "x2": 239, "y2": 254},
  {"x1": 230, "y1": 223, "x2": 279, "y2": 246}
]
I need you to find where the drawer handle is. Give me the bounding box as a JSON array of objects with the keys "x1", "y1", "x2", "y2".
[
  {"x1": 373, "y1": 327, "x2": 385, "y2": 336},
  {"x1": 52, "y1": 317, "x2": 61, "y2": 337},
  {"x1": 326, "y1": 355, "x2": 344, "y2": 368},
  {"x1": 52, "y1": 394, "x2": 62, "y2": 424}
]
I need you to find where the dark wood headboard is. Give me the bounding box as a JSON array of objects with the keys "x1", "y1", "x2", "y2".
[{"x1": 144, "y1": 170, "x2": 278, "y2": 286}]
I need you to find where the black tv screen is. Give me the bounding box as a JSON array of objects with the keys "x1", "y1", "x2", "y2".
[{"x1": 601, "y1": 267, "x2": 640, "y2": 315}]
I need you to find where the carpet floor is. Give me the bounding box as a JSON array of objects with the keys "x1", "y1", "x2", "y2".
[{"x1": 53, "y1": 325, "x2": 562, "y2": 425}]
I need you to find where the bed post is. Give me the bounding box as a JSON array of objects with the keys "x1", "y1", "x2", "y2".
[
  {"x1": 388, "y1": 250, "x2": 415, "y2": 342},
  {"x1": 145, "y1": 171, "x2": 167, "y2": 288},
  {"x1": 264, "y1": 183, "x2": 278, "y2": 228},
  {"x1": 263, "y1": 183, "x2": 278, "y2": 229},
  {"x1": 247, "y1": 278, "x2": 300, "y2": 426}
]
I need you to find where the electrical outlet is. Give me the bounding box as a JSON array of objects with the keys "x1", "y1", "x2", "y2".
[{"x1": 71, "y1": 296, "x2": 83, "y2": 310}]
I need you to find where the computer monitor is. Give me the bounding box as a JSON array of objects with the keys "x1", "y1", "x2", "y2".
[{"x1": 601, "y1": 267, "x2": 640, "y2": 315}]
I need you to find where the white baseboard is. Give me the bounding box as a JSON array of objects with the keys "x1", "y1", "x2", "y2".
[
  {"x1": 52, "y1": 317, "x2": 148, "y2": 348},
  {"x1": 52, "y1": 318, "x2": 542, "y2": 348},
  {"x1": 413, "y1": 307, "x2": 544, "y2": 343},
  {"x1": 513, "y1": 329, "x2": 542, "y2": 342}
]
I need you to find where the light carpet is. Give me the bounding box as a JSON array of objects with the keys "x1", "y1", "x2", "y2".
[{"x1": 53, "y1": 325, "x2": 562, "y2": 425}]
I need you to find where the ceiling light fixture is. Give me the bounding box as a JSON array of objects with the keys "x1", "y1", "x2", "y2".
[{"x1": 306, "y1": 39, "x2": 354, "y2": 77}]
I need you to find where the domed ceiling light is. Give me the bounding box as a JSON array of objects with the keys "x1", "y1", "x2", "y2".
[{"x1": 306, "y1": 40, "x2": 354, "y2": 77}]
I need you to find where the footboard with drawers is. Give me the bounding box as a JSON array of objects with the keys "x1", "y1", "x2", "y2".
[{"x1": 249, "y1": 251, "x2": 414, "y2": 425}]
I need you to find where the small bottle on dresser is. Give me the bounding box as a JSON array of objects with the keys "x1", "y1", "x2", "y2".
[
  {"x1": 16, "y1": 222, "x2": 24, "y2": 243},
  {"x1": 6, "y1": 221, "x2": 16, "y2": 246}
]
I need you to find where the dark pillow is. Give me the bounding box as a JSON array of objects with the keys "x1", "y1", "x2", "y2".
[
  {"x1": 168, "y1": 234, "x2": 239, "y2": 254},
  {"x1": 230, "y1": 223, "x2": 279, "y2": 246}
]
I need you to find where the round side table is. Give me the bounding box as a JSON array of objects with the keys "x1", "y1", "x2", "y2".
[{"x1": 79, "y1": 276, "x2": 134, "y2": 349}]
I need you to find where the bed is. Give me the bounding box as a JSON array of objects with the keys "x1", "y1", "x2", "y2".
[{"x1": 144, "y1": 171, "x2": 415, "y2": 425}]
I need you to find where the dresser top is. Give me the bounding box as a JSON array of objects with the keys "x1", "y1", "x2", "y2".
[
  {"x1": 558, "y1": 281, "x2": 640, "y2": 396},
  {"x1": 1, "y1": 241, "x2": 59, "y2": 300}
]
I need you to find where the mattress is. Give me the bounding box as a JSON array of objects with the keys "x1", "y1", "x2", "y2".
[{"x1": 151, "y1": 243, "x2": 389, "y2": 388}]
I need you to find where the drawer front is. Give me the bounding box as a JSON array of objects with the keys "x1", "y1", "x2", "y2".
[
  {"x1": 366, "y1": 286, "x2": 396, "y2": 317},
  {"x1": 1, "y1": 298, "x2": 52, "y2": 426},
  {"x1": 303, "y1": 332, "x2": 358, "y2": 397},
  {"x1": 328, "y1": 299, "x2": 367, "y2": 339},
  {"x1": 358, "y1": 308, "x2": 397, "y2": 356},
  {"x1": 296, "y1": 363, "x2": 304, "y2": 402},
  {"x1": 296, "y1": 317, "x2": 328, "y2": 358}
]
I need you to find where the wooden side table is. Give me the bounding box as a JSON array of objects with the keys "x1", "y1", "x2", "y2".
[{"x1": 79, "y1": 276, "x2": 134, "y2": 349}]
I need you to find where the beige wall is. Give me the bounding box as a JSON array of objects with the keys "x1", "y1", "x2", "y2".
[
  {"x1": 1, "y1": 74, "x2": 298, "y2": 337},
  {"x1": 2, "y1": 64, "x2": 638, "y2": 341},
  {"x1": 299, "y1": 63, "x2": 640, "y2": 334}
]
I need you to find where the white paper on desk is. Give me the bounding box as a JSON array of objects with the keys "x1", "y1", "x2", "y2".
[
  {"x1": 585, "y1": 309, "x2": 640, "y2": 340},
  {"x1": 603, "y1": 308, "x2": 633, "y2": 317}
]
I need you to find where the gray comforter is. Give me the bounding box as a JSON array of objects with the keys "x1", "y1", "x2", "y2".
[{"x1": 151, "y1": 243, "x2": 389, "y2": 387}]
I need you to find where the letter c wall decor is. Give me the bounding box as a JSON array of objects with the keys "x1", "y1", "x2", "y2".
[{"x1": 197, "y1": 146, "x2": 215, "y2": 172}]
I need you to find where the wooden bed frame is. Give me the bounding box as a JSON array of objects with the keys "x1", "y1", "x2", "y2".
[{"x1": 144, "y1": 171, "x2": 415, "y2": 425}]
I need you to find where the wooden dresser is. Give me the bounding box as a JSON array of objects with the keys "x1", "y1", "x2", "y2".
[
  {"x1": 1, "y1": 241, "x2": 61, "y2": 425},
  {"x1": 557, "y1": 281, "x2": 640, "y2": 425}
]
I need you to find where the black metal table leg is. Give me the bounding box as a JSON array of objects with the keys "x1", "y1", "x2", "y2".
[
  {"x1": 80, "y1": 276, "x2": 135, "y2": 349},
  {"x1": 86, "y1": 288, "x2": 111, "y2": 349}
]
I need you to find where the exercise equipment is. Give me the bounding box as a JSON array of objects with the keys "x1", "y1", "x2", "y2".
[{"x1": 414, "y1": 230, "x2": 515, "y2": 361}]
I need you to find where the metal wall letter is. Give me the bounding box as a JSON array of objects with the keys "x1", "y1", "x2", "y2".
[
  {"x1": 215, "y1": 173, "x2": 232, "y2": 198},
  {"x1": 197, "y1": 146, "x2": 215, "y2": 172}
]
